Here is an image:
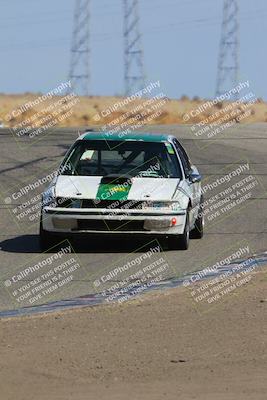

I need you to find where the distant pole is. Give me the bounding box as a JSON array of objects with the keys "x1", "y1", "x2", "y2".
[
  {"x1": 123, "y1": 0, "x2": 145, "y2": 96},
  {"x1": 216, "y1": 0, "x2": 239, "y2": 99},
  {"x1": 68, "y1": 0, "x2": 91, "y2": 96}
]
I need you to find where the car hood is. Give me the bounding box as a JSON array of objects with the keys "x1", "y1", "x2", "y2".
[{"x1": 54, "y1": 175, "x2": 181, "y2": 201}]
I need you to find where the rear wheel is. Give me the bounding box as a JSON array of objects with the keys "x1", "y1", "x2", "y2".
[{"x1": 168, "y1": 210, "x2": 190, "y2": 250}]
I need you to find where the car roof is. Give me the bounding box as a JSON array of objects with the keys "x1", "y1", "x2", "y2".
[{"x1": 78, "y1": 131, "x2": 176, "y2": 143}]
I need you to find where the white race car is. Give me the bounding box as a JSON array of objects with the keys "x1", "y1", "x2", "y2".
[{"x1": 40, "y1": 131, "x2": 204, "y2": 250}]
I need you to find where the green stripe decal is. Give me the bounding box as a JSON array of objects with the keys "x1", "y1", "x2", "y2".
[{"x1": 96, "y1": 182, "x2": 132, "y2": 201}]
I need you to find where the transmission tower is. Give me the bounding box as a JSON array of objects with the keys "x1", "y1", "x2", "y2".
[
  {"x1": 68, "y1": 0, "x2": 91, "y2": 96},
  {"x1": 123, "y1": 0, "x2": 145, "y2": 96},
  {"x1": 216, "y1": 0, "x2": 239, "y2": 99}
]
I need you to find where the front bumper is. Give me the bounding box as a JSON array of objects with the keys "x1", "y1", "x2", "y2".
[{"x1": 42, "y1": 207, "x2": 187, "y2": 235}]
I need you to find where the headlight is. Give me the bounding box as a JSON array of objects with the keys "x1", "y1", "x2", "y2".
[{"x1": 142, "y1": 201, "x2": 182, "y2": 211}]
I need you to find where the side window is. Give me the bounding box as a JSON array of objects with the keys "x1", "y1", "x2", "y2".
[{"x1": 173, "y1": 140, "x2": 191, "y2": 177}]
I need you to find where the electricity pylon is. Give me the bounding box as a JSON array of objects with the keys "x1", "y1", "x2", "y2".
[
  {"x1": 123, "y1": 0, "x2": 145, "y2": 96},
  {"x1": 68, "y1": 0, "x2": 91, "y2": 96},
  {"x1": 216, "y1": 0, "x2": 239, "y2": 99}
]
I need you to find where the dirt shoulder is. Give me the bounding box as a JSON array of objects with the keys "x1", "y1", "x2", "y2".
[{"x1": 0, "y1": 268, "x2": 266, "y2": 400}]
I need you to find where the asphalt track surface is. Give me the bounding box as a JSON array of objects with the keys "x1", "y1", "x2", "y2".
[{"x1": 0, "y1": 124, "x2": 266, "y2": 314}]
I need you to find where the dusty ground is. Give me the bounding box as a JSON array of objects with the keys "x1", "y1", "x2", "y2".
[
  {"x1": 0, "y1": 267, "x2": 266, "y2": 400},
  {"x1": 1, "y1": 93, "x2": 267, "y2": 129}
]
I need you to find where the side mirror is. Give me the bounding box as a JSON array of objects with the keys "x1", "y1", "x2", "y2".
[{"x1": 189, "y1": 172, "x2": 202, "y2": 183}]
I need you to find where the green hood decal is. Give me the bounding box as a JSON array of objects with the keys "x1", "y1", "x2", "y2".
[{"x1": 96, "y1": 177, "x2": 132, "y2": 201}]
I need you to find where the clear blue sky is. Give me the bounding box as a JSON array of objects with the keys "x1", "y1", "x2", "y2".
[{"x1": 0, "y1": 0, "x2": 266, "y2": 99}]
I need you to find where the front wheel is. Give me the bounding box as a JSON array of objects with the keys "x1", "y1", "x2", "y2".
[
  {"x1": 39, "y1": 215, "x2": 74, "y2": 252},
  {"x1": 39, "y1": 219, "x2": 55, "y2": 252},
  {"x1": 168, "y1": 211, "x2": 190, "y2": 250}
]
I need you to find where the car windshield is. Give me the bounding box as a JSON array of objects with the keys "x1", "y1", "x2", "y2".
[{"x1": 60, "y1": 140, "x2": 182, "y2": 178}]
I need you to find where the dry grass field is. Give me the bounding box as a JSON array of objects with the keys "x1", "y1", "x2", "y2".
[{"x1": 1, "y1": 93, "x2": 267, "y2": 129}]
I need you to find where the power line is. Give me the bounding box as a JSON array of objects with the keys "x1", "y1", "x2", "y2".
[{"x1": 1, "y1": 9, "x2": 265, "y2": 51}]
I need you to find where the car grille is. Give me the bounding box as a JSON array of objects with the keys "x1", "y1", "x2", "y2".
[
  {"x1": 56, "y1": 198, "x2": 73, "y2": 207},
  {"x1": 56, "y1": 198, "x2": 145, "y2": 210},
  {"x1": 82, "y1": 199, "x2": 144, "y2": 210},
  {"x1": 76, "y1": 219, "x2": 145, "y2": 231}
]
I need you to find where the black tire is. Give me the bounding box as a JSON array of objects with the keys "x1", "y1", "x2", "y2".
[
  {"x1": 39, "y1": 224, "x2": 54, "y2": 251},
  {"x1": 39, "y1": 219, "x2": 55, "y2": 252},
  {"x1": 190, "y1": 196, "x2": 204, "y2": 239},
  {"x1": 168, "y1": 210, "x2": 190, "y2": 250},
  {"x1": 39, "y1": 216, "x2": 73, "y2": 252}
]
